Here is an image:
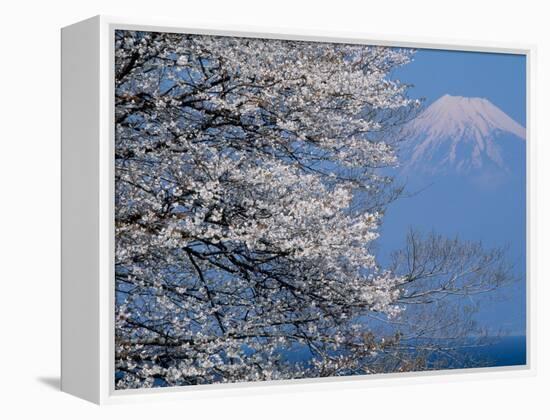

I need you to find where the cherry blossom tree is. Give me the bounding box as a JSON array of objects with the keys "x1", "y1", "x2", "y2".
[{"x1": 114, "y1": 30, "x2": 512, "y2": 389}]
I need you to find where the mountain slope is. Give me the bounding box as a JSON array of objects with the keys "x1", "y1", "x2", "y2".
[{"x1": 400, "y1": 95, "x2": 526, "y2": 177}]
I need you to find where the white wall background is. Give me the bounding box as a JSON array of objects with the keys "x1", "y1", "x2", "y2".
[{"x1": 1, "y1": 0, "x2": 547, "y2": 418}]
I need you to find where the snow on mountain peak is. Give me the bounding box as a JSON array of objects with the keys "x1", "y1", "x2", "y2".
[
  {"x1": 401, "y1": 95, "x2": 526, "y2": 176},
  {"x1": 408, "y1": 95, "x2": 526, "y2": 141}
]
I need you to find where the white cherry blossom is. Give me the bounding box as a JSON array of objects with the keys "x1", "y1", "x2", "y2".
[{"x1": 114, "y1": 30, "x2": 421, "y2": 389}]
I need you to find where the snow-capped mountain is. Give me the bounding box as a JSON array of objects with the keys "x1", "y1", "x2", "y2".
[{"x1": 400, "y1": 95, "x2": 526, "y2": 176}]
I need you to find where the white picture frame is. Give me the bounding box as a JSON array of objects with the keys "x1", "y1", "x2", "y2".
[{"x1": 61, "y1": 15, "x2": 535, "y2": 404}]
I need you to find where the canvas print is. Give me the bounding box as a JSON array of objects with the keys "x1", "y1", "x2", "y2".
[{"x1": 114, "y1": 30, "x2": 526, "y2": 390}]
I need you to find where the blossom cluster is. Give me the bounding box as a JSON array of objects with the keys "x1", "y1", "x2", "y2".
[{"x1": 114, "y1": 30, "x2": 417, "y2": 389}]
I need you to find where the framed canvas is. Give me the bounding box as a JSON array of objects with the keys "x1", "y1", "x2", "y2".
[{"x1": 61, "y1": 16, "x2": 534, "y2": 404}]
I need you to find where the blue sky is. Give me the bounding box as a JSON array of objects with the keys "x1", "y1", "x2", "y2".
[
  {"x1": 379, "y1": 48, "x2": 527, "y2": 337},
  {"x1": 393, "y1": 49, "x2": 526, "y2": 125}
]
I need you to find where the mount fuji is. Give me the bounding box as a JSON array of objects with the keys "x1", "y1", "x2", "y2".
[
  {"x1": 377, "y1": 94, "x2": 526, "y2": 337},
  {"x1": 378, "y1": 92, "x2": 526, "y2": 289},
  {"x1": 399, "y1": 95, "x2": 526, "y2": 179}
]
